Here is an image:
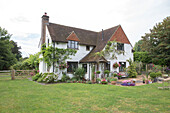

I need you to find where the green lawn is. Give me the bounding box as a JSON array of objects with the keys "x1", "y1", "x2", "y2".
[{"x1": 0, "y1": 76, "x2": 170, "y2": 113}]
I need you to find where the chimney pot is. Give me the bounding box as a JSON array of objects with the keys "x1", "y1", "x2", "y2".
[{"x1": 45, "y1": 12, "x2": 47, "y2": 16}]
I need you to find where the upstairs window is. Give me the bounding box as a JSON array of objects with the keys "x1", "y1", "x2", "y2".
[
  {"x1": 86, "y1": 46, "x2": 90, "y2": 51},
  {"x1": 117, "y1": 43, "x2": 124, "y2": 51},
  {"x1": 67, "y1": 40, "x2": 78, "y2": 49}
]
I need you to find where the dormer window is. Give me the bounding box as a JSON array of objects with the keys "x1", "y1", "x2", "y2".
[
  {"x1": 67, "y1": 40, "x2": 78, "y2": 49},
  {"x1": 117, "y1": 43, "x2": 124, "y2": 51},
  {"x1": 86, "y1": 46, "x2": 90, "y2": 51}
]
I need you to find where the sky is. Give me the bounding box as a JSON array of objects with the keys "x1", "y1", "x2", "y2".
[{"x1": 0, "y1": 0, "x2": 169, "y2": 57}]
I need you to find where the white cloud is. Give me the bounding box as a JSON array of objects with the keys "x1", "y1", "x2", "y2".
[{"x1": 0, "y1": 0, "x2": 169, "y2": 57}]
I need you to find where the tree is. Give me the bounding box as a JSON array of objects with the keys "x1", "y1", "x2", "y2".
[
  {"x1": 10, "y1": 40, "x2": 22, "y2": 61},
  {"x1": 134, "y1": 52, "x2": 152, "y2": 63},
  {"x1": 133, "y1": 40, "x2": 143, "y2": 52},
  {"x1": 142, "y1": 16, "x2": 170, "y2": 67},
  {"x1": 127, "y1": 58, "x2": 137, "y2": 78},
  {"x1": 0, "y1": 27, "x2": 17, "y2": 70}
]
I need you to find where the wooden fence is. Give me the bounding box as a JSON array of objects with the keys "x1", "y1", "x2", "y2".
[{"x1": 0, "y1": 70, "x2": 36, "y2": 80}]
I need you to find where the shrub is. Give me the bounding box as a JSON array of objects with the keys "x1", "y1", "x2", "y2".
[
  {"x1": 32, "y1": 73, "x2": 42, "y2": 81},
  {"x1": 110, "y1": 78, "x2": 118, "y2": 82},
  {"x1": 37, "y1": 77, "x2": 44, "y2": 82},
  {"x1": 156, "y1": 71, "x2": 162, "y2": 77},
  {"x1": 104, "y1": 70, "x2": 110, "y2": 77},
  {"x1": 113, "y1": 73, "x2": 117, "y2": 77},
  {"x1": 66, "y1": 80, "x2": 71, "y2": 83},
  {"x1": 73, "y1": 68, "x2": 86, "y2": 80},
  {"x1": 32, "y1": 75, "x2": 39, "y2": 81},
  {"x1": 71, "y1": 78, "x2": 77, "y2": 83},
  {"x1": 43, "y1": 73, "x2": 58, "y2": 83},
  {"x1": 127, "y1": 58, "x2": 137, "y2": 78},
  {"x1": 61, "y1": 73, "x2": 70, "y2": 82},
  {"x1": 150, "y1": 72, "x2": 157, "y2": 79},
  {"x1": 87, "y1": 81, "x2": 92, "y2": 84}
]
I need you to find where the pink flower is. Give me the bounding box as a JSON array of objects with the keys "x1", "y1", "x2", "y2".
[
  {"x1": 101, "y1": 79, "x2": 106, "y2": 82},
  {"x1": 37, "y1": 70, "x2": 39, "y2": 72},
  {"x1": 94, "y1": 72, "x2": 96, "y2": 74},
  {"x1": 118, "y1": 63, "x2": 121, "y2": 67}
]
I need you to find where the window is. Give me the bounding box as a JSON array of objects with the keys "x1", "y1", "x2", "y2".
[
  {"x1": 67, "y1": 62, "x2": 78, "y2": 73},
  {"x1": 82, "y1": 64, "x2": 87, "y2": 73},
  {"x1": 117, "y1": 43, "x2": 124, "y2": 51},
  {"x1": 48, "y1": 39, "x2": 49, "y2": 46},
  {"x1": 119, "y1": 62, "x2": 126, "y2": 72},
  {"x1": 86, "y1": 46, "x2": 90, "y2": 51},
  {"x1": 67, "y1": 40, "x2": 78, "y2": 49},
  {"x1": 106, "y1": 62, "x2": 110, "y2": 71}
]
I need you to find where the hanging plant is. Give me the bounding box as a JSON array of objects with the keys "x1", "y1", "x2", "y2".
[{"x1": 113, "y1": 62, "x2": 121, "y2": 68}]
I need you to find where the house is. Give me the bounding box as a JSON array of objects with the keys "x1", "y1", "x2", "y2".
[{"x1": 39, "y1": 13, "x2": 133, "y2": 80}]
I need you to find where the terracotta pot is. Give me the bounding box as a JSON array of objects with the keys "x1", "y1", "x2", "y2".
[{"x1": 111, "y1": 81, "x2": 116, "y2": 85}]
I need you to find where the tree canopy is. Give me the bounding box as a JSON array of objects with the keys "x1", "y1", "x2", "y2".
[
  {"x1": 10, "y1": 40, "x2": 22, "y2": 61},
  {"x1": 0, "y1": 27, "x2": 17, "y2": 70},
  {"x1": 141, "y1": 16, "x2": 170, "y2": 67}
]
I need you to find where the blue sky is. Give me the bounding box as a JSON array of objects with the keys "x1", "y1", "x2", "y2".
[{"x1": 0, "y1": 0, "x2": 169, "y2": 57}]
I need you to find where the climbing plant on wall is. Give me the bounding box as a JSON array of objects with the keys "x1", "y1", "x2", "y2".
[{"x1": 40, "y1": 43, "x2": 77, "y2": 72}]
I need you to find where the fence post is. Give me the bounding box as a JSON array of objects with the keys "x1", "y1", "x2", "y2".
[{"x1": 11, "y1": 69, "x2": 15, "y2": 80}]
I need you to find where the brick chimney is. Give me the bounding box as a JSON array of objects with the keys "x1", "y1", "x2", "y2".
[{"x1": 41, "y1": 12, "x2": 49, "y2": 46}]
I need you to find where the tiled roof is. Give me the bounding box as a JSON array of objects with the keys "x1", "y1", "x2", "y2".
[
  {"x1": 47, "y1": 23, "x2": 131, "y2": 62},
  {"x1": 47, "y1": 23, "x2": 97, "y2": 46}
]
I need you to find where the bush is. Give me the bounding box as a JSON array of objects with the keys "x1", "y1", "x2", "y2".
[
  {"x1": 127, "y1": 58, "x2": 137, "y2": 78},
  {"x1": 37, "y1": 77, "x2": 44, "y2": 82},
  {"x1": 66, "y1": 80, "x2": 71, "y2": 83},
  {"x1": 43, "y1": 73, "x2": 58, "y2": 83},
  {"x1": 73, "y1": 68, "x2": 86, "y2": 80},
  {"x1": 156, "y1": 71, "x2": 162, "y2": 77},
  {"x1": 150, "y1": 72, "x2": 157, "y2": 78},
  {"x1": 61, "y1": 73, "x2": 70, "y2": 82},
  {"x1": 87, "y1": 81, "x2": 92, "y2": 84},
  {"x1": 32, "y1": 73, "x2": 42, "y2": 81},
  {"x1": 71, "y1": 78, "x2": 77, "y2": 82},
  {"x1": 110, "y1": 78, "x2": 118, "y2": 82},
  {"x1": 113, "y1": 73, "x2": 117, "y2": 77}
]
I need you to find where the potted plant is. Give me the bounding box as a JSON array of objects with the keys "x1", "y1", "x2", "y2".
[
  {"x1": 96, "y1": 71, "x2": 100, "y2": 74},
  {"x1": 117, "y1": 73, "x2": 122, "y2": 79},
  {"x1": 101, "y1": 79, "x2": 108, "y2": 84},
  {"x1": 110, "y1": 78, "x2": 118, "y2": 85}
]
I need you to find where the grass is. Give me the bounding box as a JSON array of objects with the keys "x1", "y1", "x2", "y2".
[{"x1": 0, "y1": 76, "x2": 170, "y2": 113}]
